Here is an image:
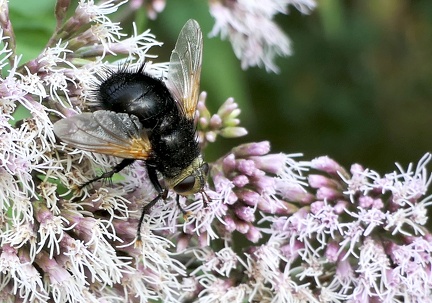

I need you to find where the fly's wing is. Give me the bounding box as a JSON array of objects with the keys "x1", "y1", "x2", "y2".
[
  {"x1": 166, "y1": 19, "x2": 203, "y2": 120},
  {"x1": 53, "y1": 110, "x2": 152, "y2": 159}
]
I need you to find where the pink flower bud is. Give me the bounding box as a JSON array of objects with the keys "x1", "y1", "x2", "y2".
[{"x1": 232, "y1": 141, "x2": 270, "y2": 157}]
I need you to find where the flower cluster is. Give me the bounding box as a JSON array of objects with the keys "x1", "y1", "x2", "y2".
[
  {"x1": 1, "y1": 1, "x2": 432, "y2": 303},
  {"x1": 196, "y1": 91, "x2": 247, "y2": 147},
  {"x1": 0, "y1": 1, "x2": 175, "y2": 302},
  {"x1": 174, "y1": 153, "x2": 432, "y2": 303},
  {"x1": 256, "y1": 154, "x2": 432, "y2": 302},
  {"x1": 125, "y1": 0, "x2": 318, "y2": 73},
  {"x1": 209, "y1": 0, "x2": 317, "y2": 72}
]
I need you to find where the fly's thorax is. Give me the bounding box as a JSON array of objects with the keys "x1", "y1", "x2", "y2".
[{"x1": 165, "y1": 155, "x2": 209, "y2": 196}]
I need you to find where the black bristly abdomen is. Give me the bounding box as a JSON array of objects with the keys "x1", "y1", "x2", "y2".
[{"x1": 96, "y1": 69, "x2": 176, "y2": 129}]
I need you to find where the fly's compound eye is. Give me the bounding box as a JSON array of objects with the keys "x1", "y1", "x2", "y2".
[
  {"x1": 174, "y1": 175, "x2": 196, "y2": 194},
  {"x1": 202, "y1": 162, "x2": 209, "y2": 176}
]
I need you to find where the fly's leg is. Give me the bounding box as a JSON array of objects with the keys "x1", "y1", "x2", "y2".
[
  {"x1": 136, "y1": 165, "x2": 166, "y2": 242},
  {"x1": 79, "y1": 158, "x2": 135, "y2": 189}
]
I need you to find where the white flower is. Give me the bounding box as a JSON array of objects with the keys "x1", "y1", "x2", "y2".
[
  {"x1": 77, "y1": 0, "x2": 127, "y2": 24},
  {"x1": 191, "y1": 247, "x2": 240, "y2": 277},
  {"x1": 0, "y1": 245, "x2": 48, "y2": 302},
  {"x1": 182, "y1": 192, "x2": 228, "y2": 244}
]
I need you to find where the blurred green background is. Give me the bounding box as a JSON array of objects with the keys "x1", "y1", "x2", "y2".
[{"x1": 9, "y1": 0, "x2": 432, "y2": 174}]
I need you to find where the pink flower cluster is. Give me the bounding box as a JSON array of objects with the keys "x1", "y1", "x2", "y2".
[{"x1": 1, "y1": 1, "x2": 432, "y2": 303}]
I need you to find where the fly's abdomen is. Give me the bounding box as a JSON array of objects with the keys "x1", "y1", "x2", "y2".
[{"x1": 96, "y1": 71, "x2": 176, "y2": 129}]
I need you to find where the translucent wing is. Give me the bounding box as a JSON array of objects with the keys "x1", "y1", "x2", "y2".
[
  {"x1": 53, "y1": 110, "x2": 152, "y2": 159},
  {"x1": 167, "y1": 19, "x2": 203, "y2": 120}
]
